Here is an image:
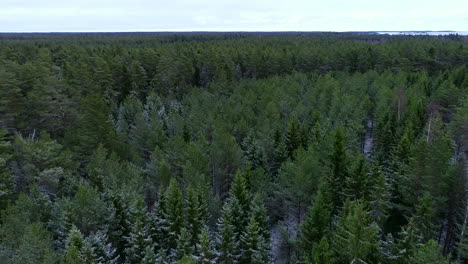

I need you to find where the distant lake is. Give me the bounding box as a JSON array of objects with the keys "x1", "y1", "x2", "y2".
[{"x1": 377, "y1": 31, "x2": 468, "y2": 35}]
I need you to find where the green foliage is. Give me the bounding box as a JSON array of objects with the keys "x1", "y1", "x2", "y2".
[
  {"x1": 298, "y1": 181, "x2": 332, "y2": 256},
  {"x1": 333, "y1": 200, "x2": 381, "y2": 264},
  {"x1": 194, "y1": 227, "x2": 217, "y2": 264},
  {"x1": 240, "y1": 215, "x2": 271, "y2": 264},
  {"x1": 328, "y1": 127, "x2": 350, "y2": 214},
  {"x1": 1, "y1": 33, "x2": 467, "y2": 264},
  {"x1": 216, "y1": 202, "x2": 240, "y2": 264},
  {"x1": 0, "y1": 129, "x2": 14, "y2": 210},
  {"x1": 409, "y1": 240, "x2": 451, "y2": 264}
]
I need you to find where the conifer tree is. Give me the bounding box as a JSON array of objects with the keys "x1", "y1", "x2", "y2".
[
  {"x1": 179, "y1": 255, "x2": 197, "y2": 264},
  {"x1": 271, "y1": 129, "x2": 288, "y2": 176},
  {"x1": 333, "y1": 200, "x2": 380, "y2": 264},
  {"x1": 141, "y1": 245, "x2": 157, "y2": 264},
  {"x1": 284, "y1": 115, "x2": 301, "y2": 159},
  {"x1": 305, "y1": 237, "x2": 335, "y2": 264},
  {"x1": 250, "y1": 195, "x2": 270, "y2": 243},
  {"x1": 216, "y1": 202, "x2": 240, "y2": 264},
  {"x1": 175, "y1": 228, "x2": 193, "y2": 260},
  {"x1": 298, "y1": 182, "x2": 332, "y2": 257},
  {"x1": 240, "y1": 215, "x2": 270, "y2": 264},
  {"x1": 147, "y1": 190, "x2": 167, "y2": 252},
  {"x1": 0, "y1": 129, "x2": 14, "y2": 210},
  {"x1": 63, "y1": 225, "x2": 85, "y2": 264},
  {"x1": 242, "y1": 133, "x2": 266, "y2": 170},
  {"x1": 163, "y1": 179, "x2": 184, "y2": 251},
  {"x1": 407, "y1": 192, "x2": 436, "y2": 243},
  {"x1": 107, "y1": 194, "x2": 132, "y2": 259},
  {"x1": 409, "y1": 240, "x2": 451, "y2": 264},
  {"x1": 229, "y1": 171, "x2": 251, "y2": 234},
  {"x1": 86, "y1": 231, "x2": 119, "y2": 264},
  {"x1": 124, "y1": 218, "x2": 151, "y2": 264},
  {"x1": 368, "y1": 167, "x2": 391, "y2": 227},
  {"x1": 328, "y1": 127, "x2": 349, "y2": 215},
  {"x1": 344, "y1": 156, "x2": 372, "y2": 201},
  {"x1": 194, "y1": 227, "x2": 217, "y2": 264},
  {"x1": 185, "y1": 187, "x2": 207, "y2": 246}
]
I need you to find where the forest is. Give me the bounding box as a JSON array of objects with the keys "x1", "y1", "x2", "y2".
[{"x1": 0, "y1": 32, "x2": 467, "y2": 264}]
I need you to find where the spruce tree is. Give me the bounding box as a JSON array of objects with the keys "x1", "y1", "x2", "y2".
[
  {"x1": 242, "y1": 133, "x2": 266, "y2": 170},
  {"x1": 185, "y1": 187, "x2": 207, "y2": 246},
  {"x1": 305, "y1": 237, "x2": 334, "y2": 264},
  {"x1": 344, "y1": 156, "x2": 372, "y2": 201},
  {"x1": 250, "y1": 195, "x2": 270, "y2": 243},
  {"x1": 284, "y1": 115, "x2": 301, "y2": 159},
  {"x1": 240, "y1": 216, "x2": 270, "y2": 264},
  {"x1": 333, "y1": 200, "x2": 380, "y2": 264},
  {"x1": 63, "y1": 225, "x2": 85, "y2": 264},
  {"x1": 147, "y1": 190, "x2": 166, "y2": 252},
  {"x1": 0, "y1": 129, "x2": 14, "y2": 210},
  {"x1": 368, "y1": 167, "x2": 391, "y2": 228},
  {"x1": 216, "y1": 202, "x2": 240, "y2": 264},
  {"x1": 163, "y1": 179, "x2": 184, "y2": 251},
  {"x1": 409, "y1": 240, "x2": 451, "y2": 264},
  {"x1": 271, "y1": 129, "x2": 288, "y2": 176},
  {"x1": 194, "y1": 227, "x2": 217, "y2": 264},
  {"x1": 86, "y1": 231, "x2": 119, "y2": 264},
  {"x1": 298, "y1": 182, "x2": 332, "y2": 257},
  {"x1": 124, "y1": 218, "x2": 151, "y2": 264},
  {"x1": 328, "y1": 127, "x2": 349, "y2": 215},
  {"x1": 407, "y1": 192, "x2": 436, "y2": 243},
  {"x1": 107, "y1": 193, "x2": 132, "y2": 260},
  {"x1": 175, "y1": 228, "x2": 193, "y2": 260},
  {"x1": 141, "y1": 245, "x2": 157, "y2": 264},
  {"x1": 229, "y1": 171, "x2": 251, "y2": 235}
]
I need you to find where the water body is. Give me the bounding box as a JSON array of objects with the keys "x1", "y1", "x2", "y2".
[{"x1": 376, "y1": 31, "x2": 468, "y2": 35}]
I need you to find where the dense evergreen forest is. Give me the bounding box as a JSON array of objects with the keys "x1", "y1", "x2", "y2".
[{"x1": 1, "y1": 32, "x2": 467, "y2": 264}]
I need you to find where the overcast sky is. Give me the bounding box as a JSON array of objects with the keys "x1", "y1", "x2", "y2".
[{"x1": 1, "y1": 0, "x2": 467, "y2": 32}]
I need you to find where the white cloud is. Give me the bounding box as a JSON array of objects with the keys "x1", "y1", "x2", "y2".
[{"x1": 0, "y1": 0, "x2": 466, "y2": 32}]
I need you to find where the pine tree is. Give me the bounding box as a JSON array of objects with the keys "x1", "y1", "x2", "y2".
[
  {"x1": 333, "y1": 200, "x2": 380, "y2": 264},
  {"x1": 194, "y1": 227, "x2": 217, "y2": 264},
  {"x1": 216, "y1": 202, "x2": 240, "y2": 264},
  {"x1": 240, "y1": 216, "x2": 270, "y2": 264}
]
